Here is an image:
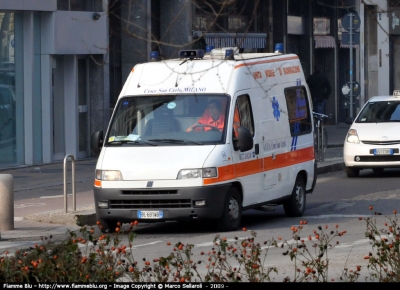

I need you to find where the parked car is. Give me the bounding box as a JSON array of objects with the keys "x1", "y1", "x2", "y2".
[{"x1": 343, "y1": 92, "x2": 400, "y2": 177}]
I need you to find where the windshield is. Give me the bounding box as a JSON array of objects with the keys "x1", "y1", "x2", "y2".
[
  {"x1": 106, "y1": 94, "x2": 230, "y2": 146},
  {"x1": 356, "y1": 100, "x2": 400, "y2": 123}
]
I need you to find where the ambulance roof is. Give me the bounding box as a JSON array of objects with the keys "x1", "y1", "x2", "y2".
[{"x1": 120, "y1": 48, "x2": 301, "y2": 97}]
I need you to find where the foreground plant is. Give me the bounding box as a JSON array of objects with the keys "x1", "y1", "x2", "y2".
[
  {"x1": 0, "y1": 206, "x2": 399, "y2": 282},
  {"x1": 362, "y1": 207, "x2": 400, "y2": 282}
]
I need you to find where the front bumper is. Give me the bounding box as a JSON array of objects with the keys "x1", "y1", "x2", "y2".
[
  {"x1": 344, "y1": 141, "x2": 400, "y2": 169},
  {"x1": 93, "y1": 183, "x2": 232, "y2": 223}
]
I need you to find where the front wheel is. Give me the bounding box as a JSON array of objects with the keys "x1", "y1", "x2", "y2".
[
  {"x1": 216, "y1": 187, "x2": 242, "y2": 232},
  {"x1": 346, "y1": 167, "x2": 359, "y2": 178},
  {"x1": 283, "y1": 176, "x2": 306, "y2": 217},
  {"x1": 97, "y1": 218, "x2": 118, "y2": 233}
]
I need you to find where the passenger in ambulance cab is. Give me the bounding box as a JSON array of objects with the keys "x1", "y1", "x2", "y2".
[{"x1": 186, "y1": 99, "x2": 225, "y2": 132}]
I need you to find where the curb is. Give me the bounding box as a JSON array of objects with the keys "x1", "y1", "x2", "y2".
[
  {"x1": 327, "y1": 144, "x2": 343, "y2": 148},
  {"x1": 75, "y1": 212, "x2": 97, "y2": 227},
  {"x1": 317, "y1": 161, "x2": 345, "y2": 175}
]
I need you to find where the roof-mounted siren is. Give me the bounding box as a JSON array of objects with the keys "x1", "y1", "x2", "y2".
[
  {"x1": 274, "y1": 43, "x2": 283, "y2": 54},
  {"x1": 150, "y1": 51, "x2": 160, "y2": 61},
  {"x1": 179, "y1": 49, "x2": 205, "y2": 59},
  {"x1": 205, "y1": 45, "x2": 214, "y2": 54},
  {"x1": 225, "y1": 49, "x2": 235, "y2": 60}
]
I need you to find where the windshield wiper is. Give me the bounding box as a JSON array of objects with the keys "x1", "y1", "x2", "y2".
[
  {"x1": 148, "y1": 138, "x2": 203, "y2": 145},
  {"x1": 107, "y1": 140, "x2": 157, "y2": 146}
]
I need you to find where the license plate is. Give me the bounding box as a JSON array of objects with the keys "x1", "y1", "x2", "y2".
[
  {"x1": 137, "y1": 210, "x2": 164, "y2": 219},
  {"x1": 373, "y1": 148, "x2": 393, "y2": 155}
]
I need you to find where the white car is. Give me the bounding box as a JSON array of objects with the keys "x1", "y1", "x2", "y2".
[{"x1": 343, "y1": 94, "x2": 400, "y2": 177}]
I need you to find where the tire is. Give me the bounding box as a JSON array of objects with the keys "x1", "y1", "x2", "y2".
[
  {"x1": 283, "y1": 176, "x2": 306, "y2": 217},
  {"x1": 346, "y1": 167, "x2": 359, "y2": 178},
  {"x1": 217, "y1": 187, "x2": 242, "y2": 232},
  {"x1": 98, "y1": 218, "x2": 117, "y2": 234},
  {"x1": 372, "y1": 168, "x2": 384, "y2": 175}
]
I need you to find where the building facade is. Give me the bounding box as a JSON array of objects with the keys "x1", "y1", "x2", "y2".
[
  {"x1": 113, "y1": 0, "x2": 400, "y2": 123},
  {"x1": 1, "y1": 0, "x2": 398, "y2": 169},
  {"x1": 0, "y1": 0, "x2": 109, "y2": 169}
]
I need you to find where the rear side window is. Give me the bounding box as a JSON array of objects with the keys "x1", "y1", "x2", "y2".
[{"x1": 284, "y1": 86, "x2": 312, "y2": 136}]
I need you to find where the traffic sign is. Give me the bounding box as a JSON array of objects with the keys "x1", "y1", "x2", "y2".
[
  {"x1": 341, "y1": 10, "x2": 361, "y2": 31},
  {"x1": 341, "y1": 31, "x2": 360, "y2": 45}
]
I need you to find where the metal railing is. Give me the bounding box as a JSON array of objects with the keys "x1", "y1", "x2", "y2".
[
  {"x1": 63, "y1": 154, "x2": 76, "y2": 213},
  {"x1": 313, "y1": 112, "x2": 329, "y2": 162}
]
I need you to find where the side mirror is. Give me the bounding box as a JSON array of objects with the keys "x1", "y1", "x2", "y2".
[
  {"x1": 238, "y1": 126, "x2": 254, "y2": 152},
  {"x1": 91, "y1": 131, "x2": 103, "y2": 155}
]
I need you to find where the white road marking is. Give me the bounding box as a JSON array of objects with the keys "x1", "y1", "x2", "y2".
[
  {"x1": 131, "y1": 241, "x2": 163, "y2": 248},
  {"x1": 40, "y1": 194, "x2": 72, "y2": 199},
  {"x1": 14, "y1": 217, "x2": 23, "y2": 222},
  {"x1": 14, "y1": 203, "x2": 46, "y2": 209},
  {"x1": 195, "y1": 237, "x2": 245, "y2": 248},
  {"x1": 78, "y1": 240, "x2": 163, "y2": 250},
  {"x1": 0, "y1": 241, "x2": 41, "y2": 250},
  {"x1": 305, "y1": 214, "x2": 371, "y2": 219}
]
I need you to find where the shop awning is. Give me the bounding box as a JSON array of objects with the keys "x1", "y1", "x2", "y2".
[
  {"x1": 314, "y1": 36, "x2": 336, "y2": 48},
  {"x1": 197, "y1": 32, "x2": 267, "y2": 49}
]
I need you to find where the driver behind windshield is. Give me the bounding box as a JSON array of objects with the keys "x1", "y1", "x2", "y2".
[{"x1": 186, "y1": 99, "x2": 225, "y2": 132}]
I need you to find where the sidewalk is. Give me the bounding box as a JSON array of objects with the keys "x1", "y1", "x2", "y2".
[{"x1": 0, "y1": 123, "x2": 350, "y2": 243}]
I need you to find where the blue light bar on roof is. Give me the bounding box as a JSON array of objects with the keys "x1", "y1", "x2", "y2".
[
  {"x1": 150, "y1": 51, "x2": 160, "y2": 61},
  {"x1": 205, "y1": 45, "x2": 214, "y2": 53},
  {"x1": 225, "y1": 49, "x2": 234, "y2": 60}
]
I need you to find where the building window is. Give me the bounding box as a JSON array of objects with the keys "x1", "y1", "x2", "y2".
[
  {"x1": 57, "y1": 0, "x2": 103, "y2": 11},
  {"x1": 0, "y1": 12, "x2": 17, "y2": 166}
]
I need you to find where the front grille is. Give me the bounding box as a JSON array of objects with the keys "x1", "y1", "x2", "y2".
[
  {"x1": 355, "y1": 155, "x2": 400, "y2": 162},
  {"x1": 122, "y1": 190, "x2": 178, "y2": 195},
  {"x1": 362, "y1": 140, "x2": 400, "y2": 145},
  {"x1": 109, "y1": 199, "x2": 191, "y2": 209}
]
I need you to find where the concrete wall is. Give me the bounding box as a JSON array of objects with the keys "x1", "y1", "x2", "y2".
[
  {"x1": 0, "y1": 0, "x2": 56, "y2": 11},
  {"x1": 362, "y1": 0, "x2": 390, "y2": 98},
  {"x1": 41, "y1": 11, "x2": 107, "y2": 55},
  {"x1": 159, "y1": 0, "x2": 192, "y2": 59},
  {"x1": 121, "y1": 0, "x2": 148, "y2": 83},
  {"x1": 90, "y1": 54, "x2": 110, "y2": 138}
]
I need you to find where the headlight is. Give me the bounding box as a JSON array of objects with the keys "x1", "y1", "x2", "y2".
[
  {"x1": 177, "y1": 168, "x2": 217, "y2": 179},
  {"x1": 96, "y1": 170, "x2": 123, "y2": 181},
  {"x1": 346, "y1": 129, "x2": 360, "y2": 144}
]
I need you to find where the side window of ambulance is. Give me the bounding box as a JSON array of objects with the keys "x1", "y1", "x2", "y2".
[
  {"x1": 232, "y1": 95, "x2": 255, "y2": 149},
  {"x1": 284, "y1": 86, "x2": 312, "y2": 136}
]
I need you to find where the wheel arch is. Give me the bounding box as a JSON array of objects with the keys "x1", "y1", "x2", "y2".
[
  {"x1": 297, "y1": 170, "x2": 308, "y2": 186},
  {"x1": 231, "y1": 181, "x2": 244, "y2": 205}
]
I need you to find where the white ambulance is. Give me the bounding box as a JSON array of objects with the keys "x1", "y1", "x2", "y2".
[{"x1": 91, "y1": 47, "x2": 317, "y2": 232}]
